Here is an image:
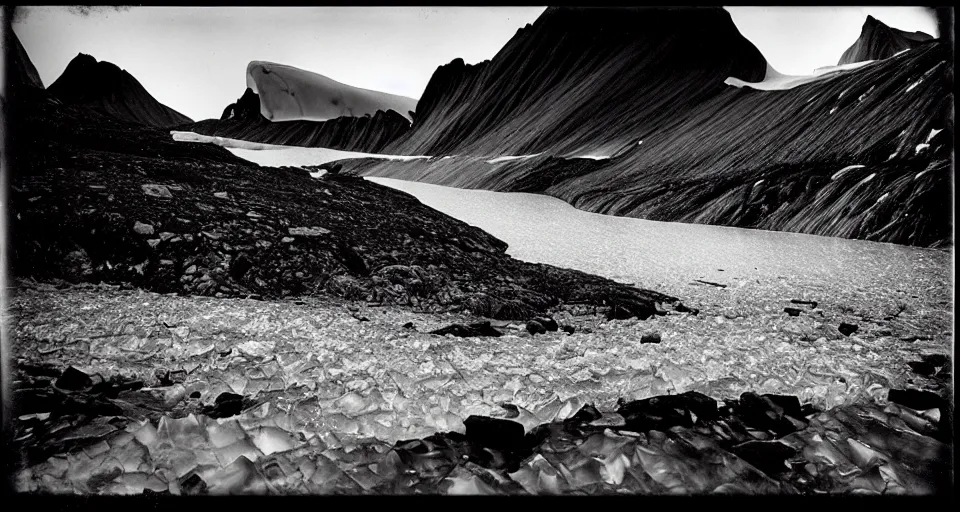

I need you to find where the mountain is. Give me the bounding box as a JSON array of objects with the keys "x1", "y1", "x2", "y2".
[
  {"x1": 47, "y1": 53, "x2": 193, "y2": 128},
  {"x1": 186, "y1": 87, "x2": 410, "y2": 153},
  {"x1": 4, "y1": 29, "x2": 44, "y2": 93},
  {"x1": 381, "y1": 6, "x2": 767, "y2": 158},
  {"x1": 342, "y1": 7, "x2": 952, "y2": 247},
  {"x1": 838, "y1": 15, "x2": 934, "y2": 65},
  {"x1": 245, "y1": 60, "x2": 418, "y2": 123},
  {"x1": 8, "y1": 51, "x2": 680, "y2": 323}
]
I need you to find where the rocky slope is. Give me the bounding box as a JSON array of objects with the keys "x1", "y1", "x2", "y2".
[
  {"x1": 838, "y1": 15, "x2": 934, "y2": 65},
  {"x1": 10, "y1": 66, "x2": 685, "y2": 322},
  {"x1": 187, "y1": 88, "x2": 410, "y2": 153},
  {"x1": 383, "y1": 6, "x2": 767, "y2": 157},
  {"x1": 343, "y1": 9, "x2": 952, "y2": 247},
  {"x1": 47, "y1": 53, "x2": 193, "y2": 128}
]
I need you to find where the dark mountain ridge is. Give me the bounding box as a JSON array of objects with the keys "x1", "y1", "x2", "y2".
[
  {"x1": 838, "y1": 15, "x2": 934, "y2": 65},
  {"x1": 48, "y1": 52, "x2": 193, "y2": 128},
  {"x1": 185, "y1": 87, "x2": 410, "y2": 153},
  {"x1": 383, "y1": 6, "x2": 768, "y2": 157},
  {"x1": 5, "y1": 28, "x2": 44, "y2": 93},
  {"x1": 342, "y1": 9, "x2": 952, "y2": 248}
]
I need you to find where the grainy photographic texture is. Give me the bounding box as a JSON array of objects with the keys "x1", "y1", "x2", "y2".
[{"x1": 2, "y1": 6, "x2": 953, "y2": 496}]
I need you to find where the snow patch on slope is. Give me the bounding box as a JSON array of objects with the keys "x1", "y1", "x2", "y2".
[
  {"x1": 831, "y1": 165, "x2": 865, "y2": 180},
  {"x1": 726, "y1": 61, "x2": 877, "y2": 91},
  {"x1": 486, "y1": 154, "x2": 543, "y2": 164}
]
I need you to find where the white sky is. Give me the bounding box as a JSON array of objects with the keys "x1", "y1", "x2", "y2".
[{"x1": 12, "y1": 6, "x2": 940, "y2": 122}]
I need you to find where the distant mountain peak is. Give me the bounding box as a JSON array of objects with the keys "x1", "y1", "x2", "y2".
[
  {"x1": 839, "y1": 15, "x2": 934, "y2": 65},
  {"x1": 48, "y1": 52, "x2": 193, "y2": 128}
]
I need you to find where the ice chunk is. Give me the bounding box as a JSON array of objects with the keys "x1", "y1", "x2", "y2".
[
  {"x1": 249, "y1": 426, "x2": 299, "y2": 456},
  {"x1": 925, "y1": 128, "x2": 942, "y2": 143},
  {"x1": 914, "y1": 143, "x2": 930, "y2": 154},
  {"x1": 246, "y1": 61, "x2": 417, "y2": 123}
]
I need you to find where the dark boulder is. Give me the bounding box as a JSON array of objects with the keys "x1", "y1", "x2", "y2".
[
  {"x1": 838, "y1": 322, "x2": 859, "y2": 336},
  {"x1": 533, "y1": 316, "x2": 559, "y2": 331},
  {"x1": 201, "y1": 392, "x2": 248, "y2": 419},
  {"x1": 561, "y1": 324, "x2": 575, "y2": 335},
  {"x1": 463, "y1": 415, "x2": 526, "y2": 453},
  {"x1": 640, "y1": 332, "x2": 662, "y2": 344},
  {"x1": 55, "y1": 367, "x2": 94, "y2": 391},
  {"x1": 566, "y1": 404, "x2": 603, "y2": 424},
  {"x1": 525, "y1": 320, "x2": 547, "y2": 335},
  {"x1": 783, "y1": 307, "x2": 802, "y2": 317},
  {"x1": 731, "y1": 440, "x2": 797, "y2": 476},
  {"x1": 618, "y1": 391, "x2": 718, "y2": 433},
  {"x1": 732, "y1": 392, "x2": 806, "y2": 437},
  {"x1": 429, "y1": 321, "x2": 502, "y2": 338},
  {"x1": 887, "y1": 389, "x2": 948, "y2": 411}
]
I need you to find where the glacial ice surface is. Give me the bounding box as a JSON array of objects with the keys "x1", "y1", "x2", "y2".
[{"x1": 246, "y1": 61, "x2": 418, "y2": 123}]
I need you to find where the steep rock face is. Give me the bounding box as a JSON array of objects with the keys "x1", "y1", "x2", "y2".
[
  {"x1": 47, "y1": 53, "x2": 193, "y2": 128},
  {"x1": 384, "y1": 6, "x2": 768, "y2": 157},
  {"x1": 347, "y1": 41, "x2": 952, "y2": 247},
  {"x1": 187, "y1": 88, "x2": 410, "y2": 152},
  {"x1": 245, "y1": 60, "x2": 417, "y2": 123},
  {"x1": 4, "y1": 29, "x2": 44, "y2": 93},
  {"x1": 838, "y1": 15, "x2": 934, "y2": 65}
]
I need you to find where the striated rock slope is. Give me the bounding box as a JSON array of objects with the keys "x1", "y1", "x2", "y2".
[
  {"x1": 383, "y1": 6, "x2": 767, "y2": 158},
  {"x1": 187, "y1": 87, "x2": 410, "y2": 153},
  {"x1": 838, "y1": 15, "x2": 934, "y2": 65},
  {"x1": 345, "y1": 8, "x2": 952, "y2": 247},
  {"x1": 47, "y1": 53, "x2": 193, "y2": 128}
]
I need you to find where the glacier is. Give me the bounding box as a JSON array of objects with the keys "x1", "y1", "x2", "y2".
[{"x1": 245, "y1": 60, "x2": 418, "y2": 123}]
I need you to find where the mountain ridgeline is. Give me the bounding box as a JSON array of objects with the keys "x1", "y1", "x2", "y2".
[
  {"x1": 47, "y1": 53, "x2": 193, "y2": 128},
  {"x1": 838, "y1": 15, "x2": 934, "y2": 65},
  {"x1": 384, "y1": 6, "x2": 768, "y2": 157},
  {"x1": 338, "y1": 8, "x2": 952, "y2": 248},
  {"x1": 188, "y1": 87, "x2": 411, "y2": 153}
]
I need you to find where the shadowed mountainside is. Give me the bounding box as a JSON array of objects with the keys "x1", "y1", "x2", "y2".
[
  {"x1": 47, "y1": 52, "x2": 193, "y2": 128},
  {"x1": 4, "y1": 27, "x2": 44, "y2": 92},
  {"x1": 382, "y1": 6, "x2": 767, "y2": 158},
  {"x1": 343, "y1": 9, "x2": 952, "y2": 247},
  {"x1": 186, "y1": 87, "x2": 411, "y2": 153},
  {"x1": 838, "y1": 15, "x2": 934, "y2": 65}
]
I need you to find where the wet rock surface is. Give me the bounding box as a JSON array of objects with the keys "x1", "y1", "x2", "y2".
[{"x1": 10, "y1": 359, "x2": 952, "y2": 495}]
